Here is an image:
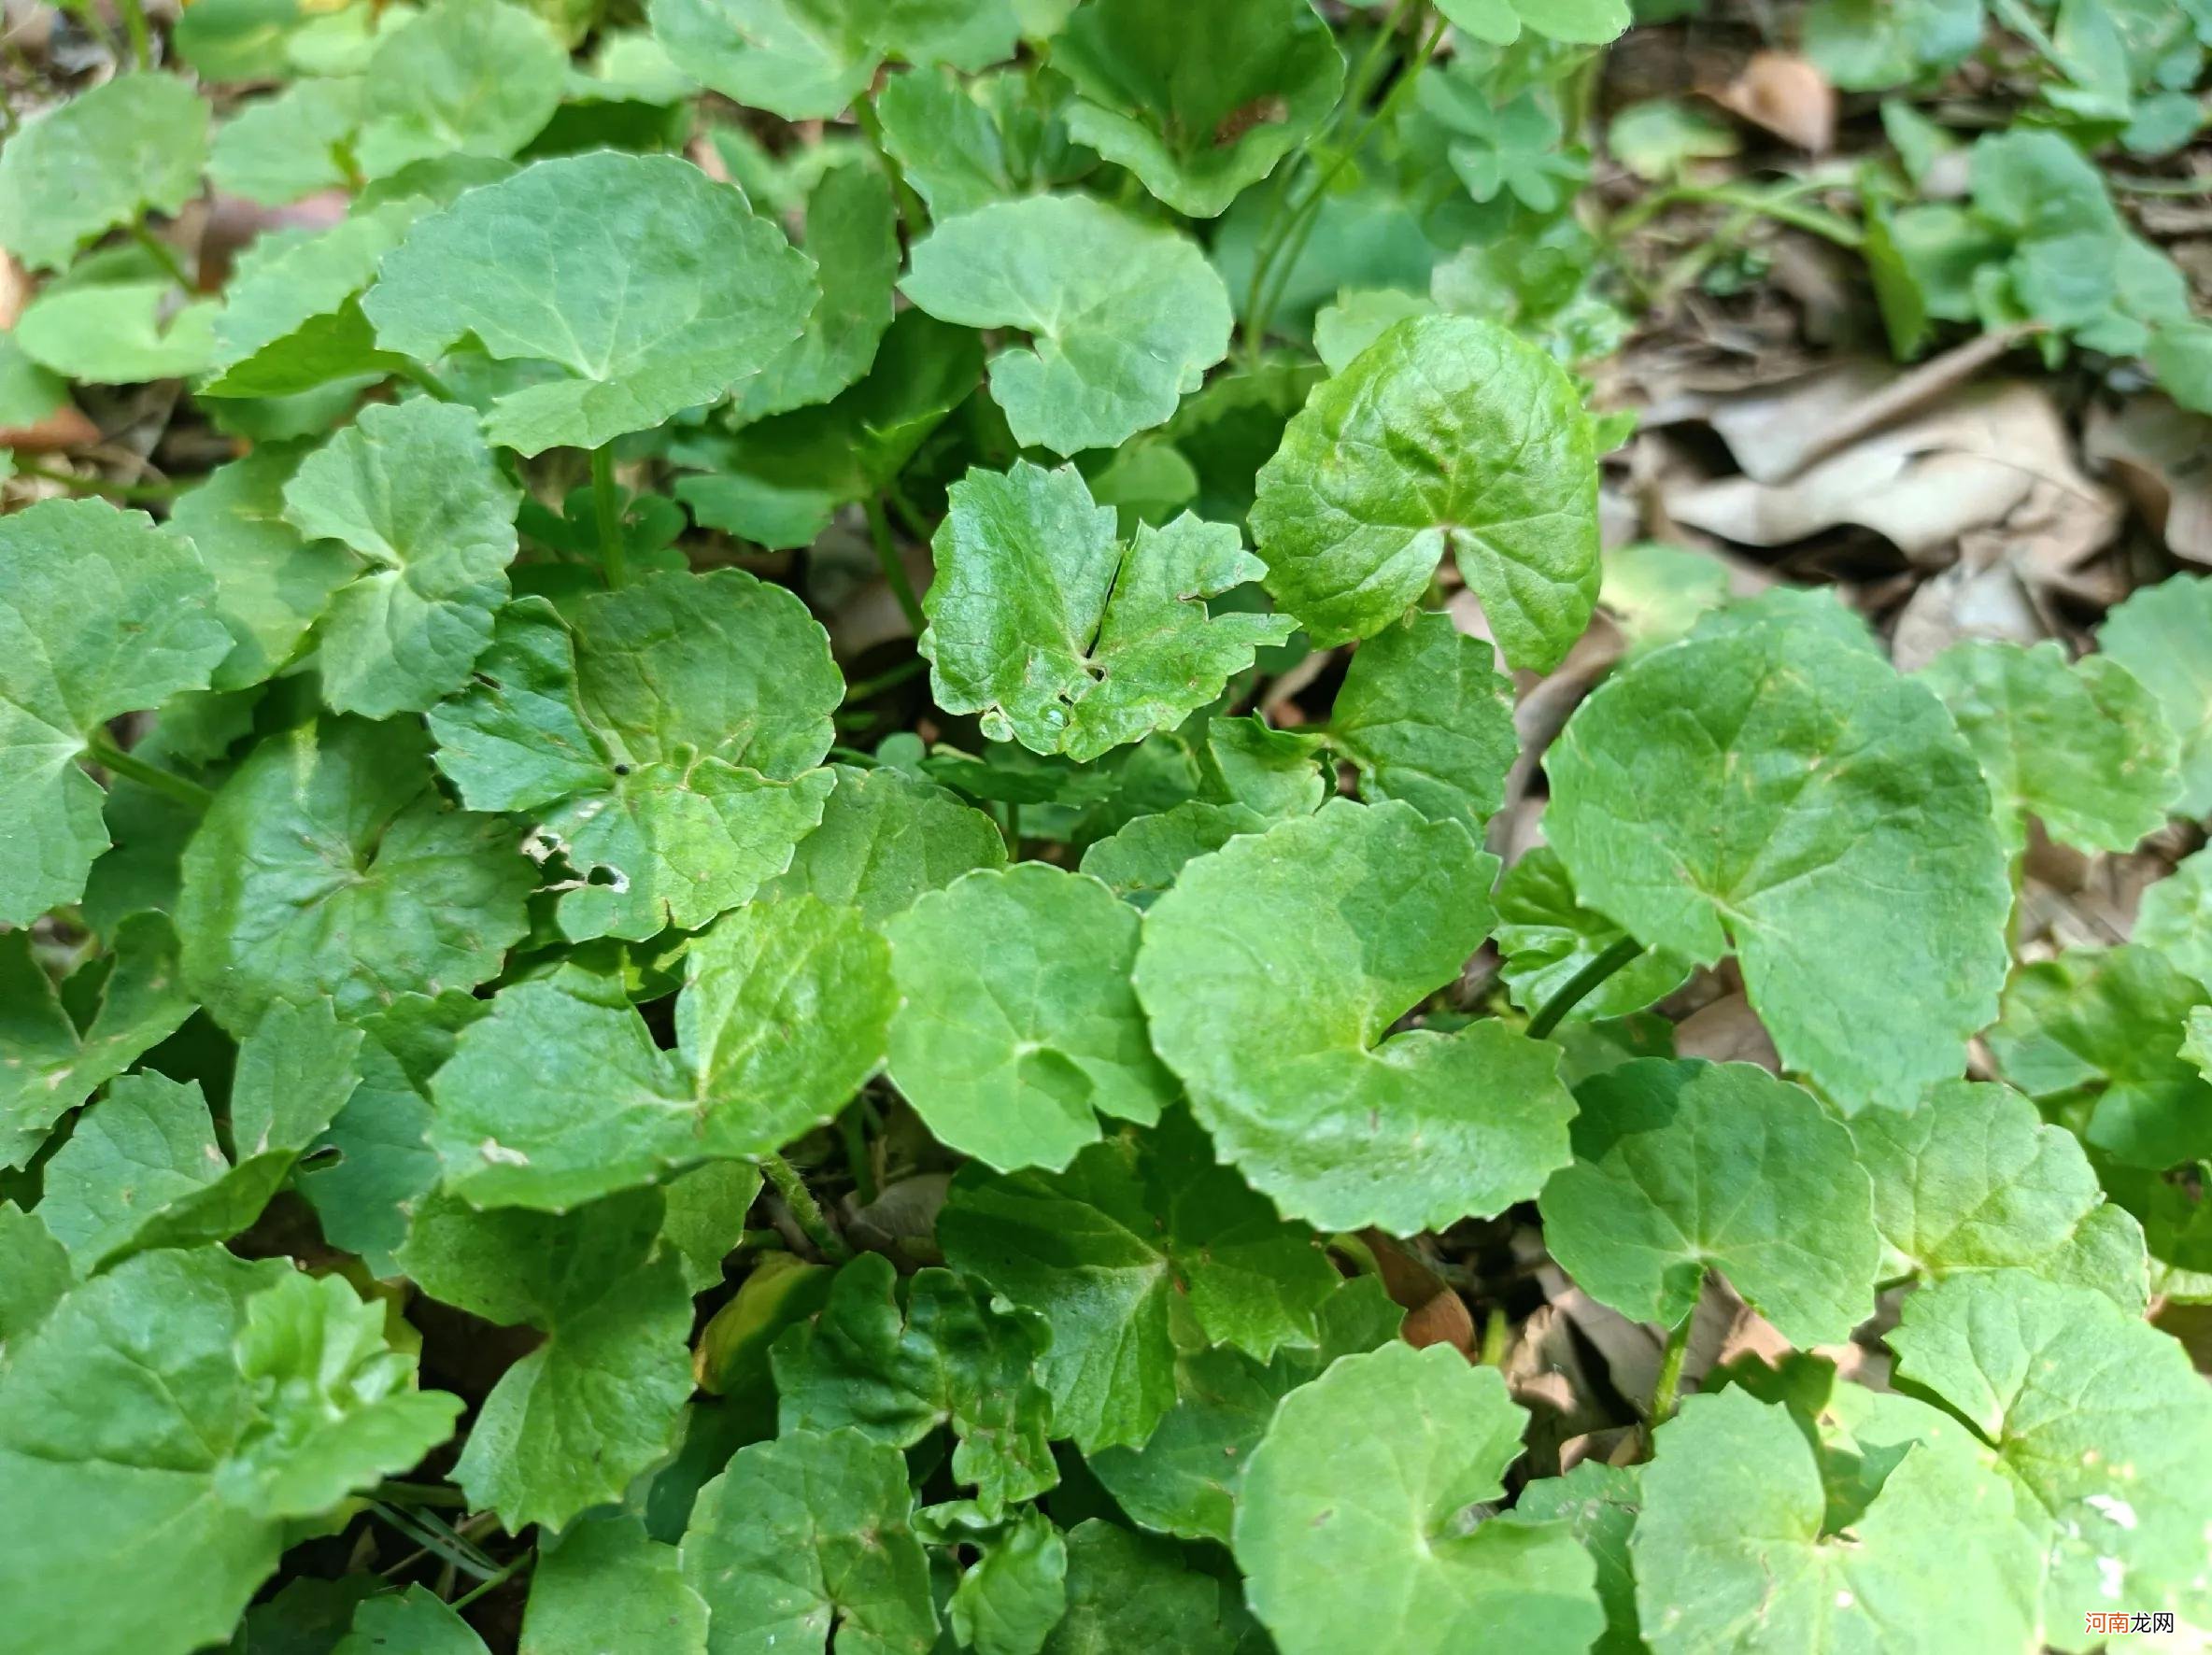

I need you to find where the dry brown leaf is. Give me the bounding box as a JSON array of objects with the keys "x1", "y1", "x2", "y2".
[
  {"x1": 1400, "y1": 1290, "x2": 1475, "y2": 1357},
  {"x1": 2085, "y1": 395, "x2": 2212, "y2": 566},
  {"x1": 1888, "y1": 552, "x2": 2043, "y2": 673},
  {"x1": 1709, "y1": 51, "x2": 1836, "y2": 153},
  {"x1": 1672, "y1": 992, "x2": 1781, "y2": 1069}
]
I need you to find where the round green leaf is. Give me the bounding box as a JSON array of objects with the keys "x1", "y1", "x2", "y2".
[
  {"x1": 1136, "y1": 798, "x2": 1576, "y2": 1233},
  {"x1": 1539, "y1": 1058, "x2": 1882, "y2": 1347},
  {"x1": 1494, "y1": 846, "x2": 1692, "y2": 1023},
  {"x1": 1327, "y1": 607, "x2": 1517, "y2": 832},
  {"x1": 354, "y1": 0, "x2": 567, "y2": 178},
  {"x1": 521, "y1": 1514, "x2": 708, "y2": 1655},
  {"x1": 177, "y1": 717, "x2": 532, "y2": 1032},
  {"x1": 647, "y1": 0, "x2": 1018, "y2": 121},
  {"x1": 362, "y1": 152, "x2": 819, "y2": 454},
  {"x1": 2098, "y1": 573, "x2": 2212, "y2": 816},
  {"x1": 762, "y1": 763, "x2": 1007, "y2": 924},
  {"x1": 2137, "y1": 844, "x2": 2212, "y2": 994},
  {"x1": 0, "y1": 75, "x2": 209, "y2": 272},
  {"x1": 1043, "y1": 1520, "x2": 1253, "y2": 1655},
  {"x1": 887, "y1": 863, "x2": 1176, "y2": 1171},
  {"x1": 1234, "y1": 1343, "x2": 1604, "y2": 1655},
  {"x1": 1546, "y1": 624, "x2": 2011, "y2": 1110},
  {"x1": 1250, "y1": 315, "x2": 1600, "y2": 667},
  {"x1": 0, "y1": 500, "x2": 232, "y2": 927},
  {"x1": 1054, "y1": 0, "x2": 1344, "y2": 217},
  {"x1": 900, "y1": 194, "x2": 1232, "y2": 456}
]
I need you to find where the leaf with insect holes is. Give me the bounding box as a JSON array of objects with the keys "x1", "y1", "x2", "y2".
[{"x1": 1251, "y1": 316, "x2": 1601, "y2": 668}]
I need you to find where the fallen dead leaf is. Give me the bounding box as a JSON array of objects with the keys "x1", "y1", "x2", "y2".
[
  {"x1": 1672, "y1": 992, "x2": 1781, "y2": 1069},
  {"x1": 1888, "y1": 550, "x2": 2044, "y2": 673},
  {"x1": 1708, "y1": 51, "x2": 1836, "y2": 153},
  {"x1": 2085, "y1": 395, "x2": 2212, "y2": 567}
]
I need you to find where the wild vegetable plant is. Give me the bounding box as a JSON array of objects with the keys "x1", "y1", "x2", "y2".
[{"x1": 1, "y1": 2, "x2": 2209, "y2": 1653}]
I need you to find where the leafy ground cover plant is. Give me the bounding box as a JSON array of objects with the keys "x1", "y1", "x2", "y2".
[{"x1": 2, "y1": 1, "x2": 2211, "y2": 1651}]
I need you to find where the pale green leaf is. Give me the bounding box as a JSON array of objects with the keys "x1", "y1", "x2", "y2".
[
  {"x1": 1850, "y1": 1080, "x2": 2148, "y2": 1309},
  {"x1": 335, "y1": 1588, "x2": 489, "y2": 1655},
  {"x1": 1546, "y1": 625, "x2": 2011, "y2": 1110},
  {"x1": 1494, "y1": 846, "x2": 1692, "y2": 1023},
  {"x1": 0, "y1": 499, "x2": 231, "y2": 927},
  {"x1": 1539, "y1": 1058, "x2": 1882, "y2": 1346},
  {"x1": 875, "y1": 65, "x2": 1091, "y2": 219},
  {"x1": 1891, "y1": 1270, "x2": 2212, "y2": 1642},
  {"x1": 281, "y1": 398, "x2": 520, "y2": 718},
  {"x1": 649, "y1": 0, "x2": 1017, "y2": 120},
  {"x1": 1234, "y1": 1343, "x2": 1603, "y2": 1655},
  {"x1": 920, "y1": 461, "x2": 1293, "y2": 761},
  {"x1": 1437, "y1": 0, "x2": 1629, "y2": 46},
  {"x1": 886, "y1": 864, "x2": 1177, "y2": 1171},
  {"x1": 207, "y1": 78, "x2": 365, "y2": 206},
  {"x1": 1136, "y1": 799, "x2": 1575, "y2": 1233},
  {"x1": 728, "y1": 163, "x2": 898, "y2": 422},
  {"x1": 1503, "y1": 1462, "x2": 1643, "y2": 1655},
  {"x1": 399, "y1": 1188, "x2": 696, "y2": 1531},
  {"x1": 355, "y1": 0, "x2": 567, "y2": 178},
  {"x1": 177, "y1": 716, "x2": 532, "y2": 1032},
  {"x1": 0, "y1": 76, "x2": 209, "y2": 272},
  {"x1": 1920, "y1": 639, "x2": 2180, "y2": 854},
  {"x1": 1251, "y1": 316, "x2": 1600, "y2": 668},
  {"x1": 1043, "y1": 1520, "x2": 1253, "y2": 1655},
  {"x1": 2137, "y1": 843, "x2": 2212, "y2": 994},
  {"x1": 1054, "y1": 0, "x2": 1343, "y2": 217},
  {"x1": 0, "y1": 1202, "x2": 69, "y2": 1346},
  {"x1": 762, "y1": 763, "x2": 1007, "y2": 924},
  {"x1": 1327, "y1": 608, "x2": 1516, "y2": 832},
  {"x1": 680, "y1": 1429, "x2": 939, "y2": 1655},
  {"x1": 772, "y1": 1252, "x2": 1056, "y2": 1517},
  {"x1": 2099, "y1": 573, "x2": 2212, "y2": 816},
  {"x1": 363, "y1": 152, "x2": 818, "y2": 454},
  {"x1": 521, "y1": 1514, "x2": 709, "y2": 1655},
  {"x1": 13, "y1": 281, "x2": 221, "y2": 384},
  {"x1": 431, "y1": 898, "x2": 892, "y2": 1209},
  {"x1": 1632, "y1": 1385, "x2": 2043, "y2": 1654},
  {"x1": 901, "y1": 194, "x2": 1232, "y2": 455}
]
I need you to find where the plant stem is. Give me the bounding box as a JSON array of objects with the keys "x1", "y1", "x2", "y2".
[
  {"x1": 735, "y1": 1228, "x2": 787, "y2": 1250},
  {"x1": 450, "y1": 1549, "x2": 532, "y2": 1609},
  {"x1": 840, "y1": 1103, "x2": 878, "y2": 1207},
  {"x1": 590, "y1": 446, "x2": 629, "y2": 590},
  {"x1": 374, "y1": 1478, "x2": 469, "y2": 1509},
  {"x1": 1609, "y1": 180, "x2": 1863, "y2": 249},
  {"x1": 865, "y1": 496, "x2": 927, "y2": 637},
  {"x1": 1002, "y1": 800, "x2": 1022, "y2": 858},
  {"x1": 84, "y1": 730, "x2": 212, "y2": 810},
  {"x1": 1525, "y1": 936, "x2": 1645, "y2": 1040},
  {"x1": 10, "y1": 461, "x2": 178, "y2": 502},
  {"x1": 393, "y1": 360, "x2": 456, "y2": 402},
  {"x1": 128, "y1": 222, "x2": 192, "y2": 290},
  {"x1": 759, "y1": 1152, "x2": 850, "y2": 1262},
  {"x1": 841, "y1": 656, "x2": 927, "y2": 704},
  {"x1": 1477, "y1": 1306, "x2": 1509, "y2": 1367},
  {"x1": 1647, "y1": 1282, "x2": 1702, "y2": 1433},
  {"x1": 116, "y1": 0, "x2": 150, "y2": 68}
]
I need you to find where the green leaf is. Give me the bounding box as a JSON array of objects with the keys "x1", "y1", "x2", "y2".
[
  {"x1": 354, "y1": 0, "x2": 567, "y2": 178},
  {"x1": 1136, "y1": 799, "x2": 1576, "y2": 1233},
  {"x1": 647, "y1": 0, "x2": 1017, "y2": 120},
  {"x1": 1891, "y1": 1270, "x2": 2212, "y2": 1639},
  {"x1": 1326, "y1": 609, "x2": 1516, "y2": 832},
  {"x1": 2136, "y1": 844, "x2": 2212, "y2": 994},
  {"x1": 0, "y1": 1250, "x2": 459, "y2": 1655},
  {"x1": 1085, "y1": 1274, "x2": 1403, "y2": 1543},
  {"x1": 1043, "y1": 1520, "x2": 1254, "y2": 1655},
  {"x1": 177, "y1": 716, "x2": 532, "y2": 1032},
  {"x1": 679, "y1": 1429, "x2": 939, "y2": 1655},
  {"x1": 1546, "y1": 624, "x2": 2010, "y2": 1110},
  {"x1": 1437, "y1": 0, "x2": 1629, "y2": 46},
  {"x1": 938, "y1": 1115, "x2": 1340, "y2": 1451},
  {"x1": 13, "y1": 280, "x2": 221, "y2": 384},
  {"x1": 1078, "y1": 799, "x2": 1268, "y2": 910},
  {"x1": 1234, "y1": 1342, "x2": 1603, "y2": 1655},
  {"x1": 281, "y1": 398, "x2": 521, "y2": 717},
  {"x1": 38, "y1": 999, "x2": 361, "y2": 1272},
  {"x1": 430, "y1": 898, "x2": 893, "y2": 1209},
  {"x1": 0, "y1": 1203, "x2": 69, "y2": 1345},
  {"x1": 1987, "y1": 944, "x2": 2212, "y2": 1170},
  {"x1": 2098, "y1": 573, "x2": 2212, "y2": 816},
  {"x1": 1538, "y1": 1058, "x2": 1882, "y2": 1347},
  {"x1": 1250, "y1": 316, "x2": 1600, "y2": 668},
  {"x1": 886, "y1": 864, "x2": 1177, "y2": 1171},
  {"x1": 771, "y1": 1252, "x2": 1056, "y2": 1516},
  {"x1": 164, "y1": 448, "x2": 354, "y2": 693},
  {"x1": 201, "y1": 200, "x2": 429, "y2": 399},
  {"x1": 762, "y1": 763, "x2": 1007, "y2": 924},
  {"x1": 1919, "y1": 639, "x2": 2180, "y2": 855},
  {"x1": 921, "y1": 461, "x2": 1294, "y2": 761},
  {"x1": 335, "y1": 1588, "x2": 490, "y2": 1655},
  {"x1": 0, "y1": 499, "x2": 231, "y2": 925},
  {"x1": 297, "y1": 992, "x2": 482, "y2": 1276},
  {"x1": 661, "y1": 1160, "x2": 766, "y2": 1294},
  {"x1": 398, "y1": 1188, "x2": 696, "y2": 1530},
  {"x1": 1632, "y1": 1385, "x2": 2043, "y2": 1654},
  {"x1": 1053, "y1": 0, "x2": 1344, "y2": 217},
  {"x1": 426, "y1": 576, "x2": 841, "y2": 941},
  {"x1": 521, "y1": 1514, "x2": 709, "y2": 1655},
  {"x1": 900, "y1": 194, "x2": 1232, "y2": 455},
  {"x1": 1503, "y1": 1462, "x2": 1643, "y2": 1655},
  {"x1": 728, "y1": 163, "x2": 899, "y2": 423},
  {"x1": 949, "y1": 1506, "x2": 1068, "y2": 1655},
  {"x1": 363, "y1": 152, "x2": 819, "y2": 454},
  {"x1": 1802, "y1": 0, "x2": 1984, "y2": 89},
  {"x1": 207, "y1": 77, "x2": 365, "y2": 207},
  {"x1": 0, "y1": 912, "x2": 194, "y2": 1169},
  {"x1": 1849, "y1": 1081, "x2": 2148, "y2": 1308},
  {"x1": 875, "y1": 65, "x2": 1091, "y2": 219},
  {"x1": 1494, "y1": 847, "x2": 1692, "y2": 1024},
  {"x1": 0, "y1": 75, "x2": 209, "y2": 272}
]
